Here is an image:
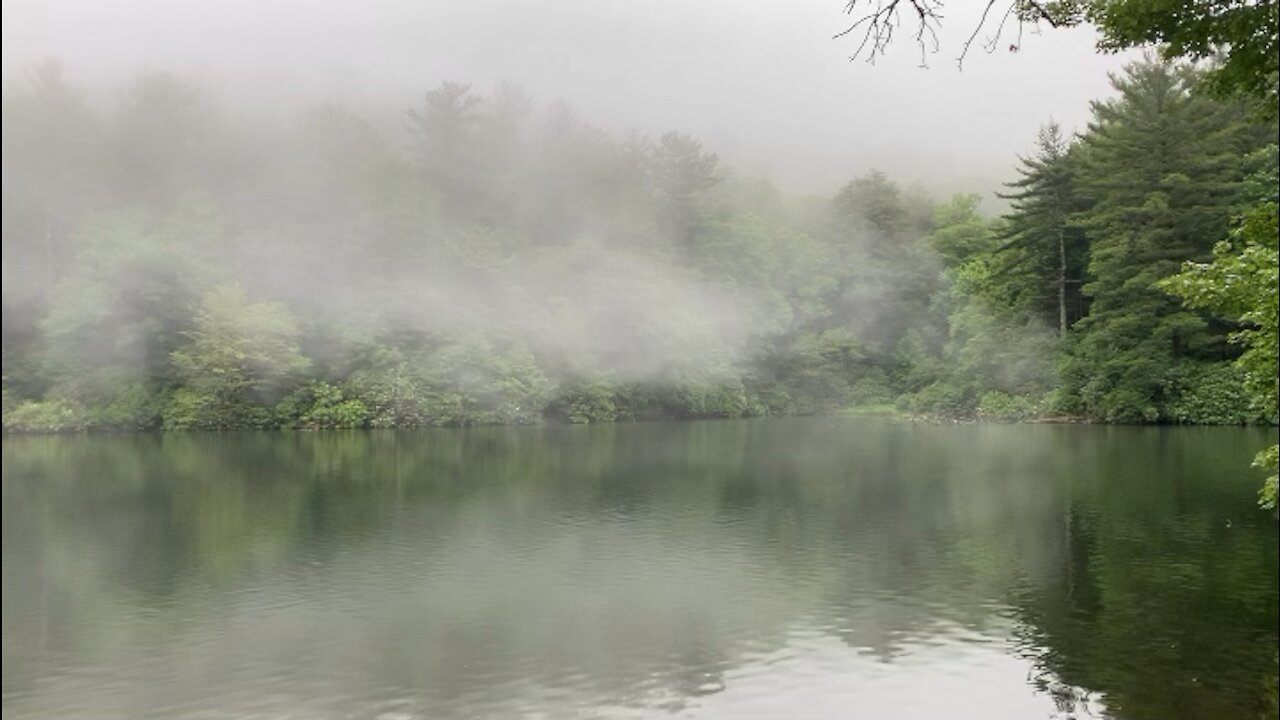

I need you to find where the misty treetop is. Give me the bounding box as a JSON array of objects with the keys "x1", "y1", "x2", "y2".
[{"x1": 1, "y1": 58, "x2": 1276, "y2": 434}]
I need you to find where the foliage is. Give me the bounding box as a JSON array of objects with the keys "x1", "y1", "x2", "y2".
[
  {"x1": 70, "y1": 373, "x2": 166, "y2": 431},
  {"x1": 848, "y1": 369, "x2": 895, "y2": 406},
  {"x1": 830, "y1": 0, "x2": 1280, "y2": 508},
  {"x1": 163, "y1": 283, "x2": 310, "y2": 430},
  {"x1": 926, "y1": 193, "x2": 995, "y2": 268},
  {"x1": 275, "y1": 382, "x2": 370, "y2": 429},
  {"x1": 1255, "y1": 445, "x2": 1279, "y2": 511},
  {"x1": 0, "y1": 62, "x2": 1274, "y2": 441},
  {"x1": 899, "y1": 381, "x2": 975, "y2": 418},
  {"x1": 1162, "y1": 361, "x2": 1261, "y2": 425},
  {"x1": 1061, "y1": 59, "x2": 1262, "y2": 423},
  {"x1": 1082, "y1": 0, "x2": 1280, "y2": 114},
  {"x1": 839, "y1": 0, "x2": 1278, "y2": 116},
  {"x1": 976, "y1": 391, "x2": 1041, "y2": 422},
  {"x1": 422, "y1": 340, "x2": 556, "y2": 425},
  {"x1": 2, "y1": 398, "x2": 85, "y2": 433},
  {"x1": 993, "y1": 122, "x2": 1088, "y2": 334},
  {"x1": 668, "y1": 379, "x2": 763, "y2": 419},
  {"x1": 553, "y1": 379, "x2": 620, "y2": 424},
  {"x1": 1161, "y1": 145, "x2": 1279, "y2": 503},
  {"x1": 344, "y1": 351, "x2": 440, "y2": 429}
]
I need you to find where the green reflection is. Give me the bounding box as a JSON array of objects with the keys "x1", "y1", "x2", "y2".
[{"x1": 2, "y1": 420, "x2": 1276, "y2": 719}]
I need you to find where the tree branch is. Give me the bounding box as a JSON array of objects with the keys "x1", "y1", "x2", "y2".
[{"x1": 837, "y1": 0, "x2": 1069, "y2": 68}]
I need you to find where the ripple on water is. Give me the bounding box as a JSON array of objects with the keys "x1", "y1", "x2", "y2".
[{"x1": 4, "y1": 422, "x2": 1276, "y2": 719}]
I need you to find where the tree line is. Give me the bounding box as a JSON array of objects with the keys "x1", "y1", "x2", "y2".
[{"x1": 2, "y1": 58, "x2": 1275, "y2": 444}]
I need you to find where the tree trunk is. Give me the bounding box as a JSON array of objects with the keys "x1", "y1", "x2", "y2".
[{"x1": 1058, "y1": 226, "x2": 1068, "y2": 337}]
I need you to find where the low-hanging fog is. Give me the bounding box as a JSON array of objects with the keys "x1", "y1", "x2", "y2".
[{"x1": 2, "y1": 0, "x2": 1133, "y2": 428}]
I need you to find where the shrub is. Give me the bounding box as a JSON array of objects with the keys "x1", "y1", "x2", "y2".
[
  {"x1": 901, "y1": 382, "x2": 975, "y2": 418},
  {"x1": 3, "y1": 399, "x2": 85, "y2": 433},
  {"x1": 848, "y1": 371, "x2": 895, "y2": 406},
  {"x1": 276, "y1": 382, "x2": 370, "y2": 429},
  {"x1": 82, "y1": 382, "x2": 166, "y2": 431},
  {"x1": 163, "y1": 389, "x2": 273, "y2": 430},
  {"x1": 1163, "y1": 362, "x2": 1261, "y2": 425},
  {"x1": 669, "y1": 380, "x2": 763, "y2": 418},
  {"x1": 556, "y1": 381, "x2": 619, "y2": 423},
  {"x1": 976, "y1": 391, "x2": 1039, "y2": 421}
]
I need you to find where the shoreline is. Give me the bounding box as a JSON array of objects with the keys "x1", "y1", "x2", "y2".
[{"x1": 5, "y1": 408, "x2": 1276, "y2": 437}]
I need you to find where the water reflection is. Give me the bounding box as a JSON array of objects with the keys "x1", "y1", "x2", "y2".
[{"x1": 2, "y1": 419, "x2": 1276, "y2": 719}]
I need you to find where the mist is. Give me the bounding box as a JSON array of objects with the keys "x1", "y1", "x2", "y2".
[
  {"x1": 2, "y1": 0, "x2": 1133, "y2": 429},
  {"x1": 4, "y1": 4, "x2": 1276, "y2": 717},
  {"x1": 3, "y1": 0, "x2": 1130, "y2": 192}
]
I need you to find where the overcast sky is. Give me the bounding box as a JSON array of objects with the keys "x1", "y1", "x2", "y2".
[{"x1": 2, "y1": 0, "x2": 1133, "y2": 196}]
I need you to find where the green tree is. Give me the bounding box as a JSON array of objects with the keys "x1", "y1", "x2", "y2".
[
  {"x1": 1062, "y1": 59, "x2": 1262, "y2": 423},
  {"x1": 1, "y1": 60, "x2": 105, "y2": 308},
  {"x1": 899, "y1": 255, "x2": 1059, "y2": 420},
  {"x1": 994, "y1": 122, "x2": 1089, "y2": 336},
  {"x1": 925, "y1": 193, "x2": 996, "y2": 268},
  {"x1": 652, "y1": 131, "x2": 720, "y2": 252},
  {"x1": 1083, "y1": 0, "x2": 1279, "y2": 113},
  {"x1": 41, "y1": 208, "x2": 214, "y2": 379},
  {"x1": 406, "y1": 81, "x2": 482, "y2": 223},
  {"x1": 826, "y1": 170, "x2": 939, "y2": 359},
  {"x1": 112, "y1": 72, "x2": 227, "y2": 207},
  {"x1": 164, "y1": 283, "x2": 311, "y2": 429},
  {"x1": 1161, "y1": 145, "x2": 1279, "y2": 506}
]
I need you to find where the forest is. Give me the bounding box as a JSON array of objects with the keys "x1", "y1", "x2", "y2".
[{"x1": 1, "y1": 57, "x2": 1276, "y2": 439}]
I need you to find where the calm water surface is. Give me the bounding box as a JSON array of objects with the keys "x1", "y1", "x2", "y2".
[{"x1": 3, "y1": 419, "x2": 1277, "y2": 719}]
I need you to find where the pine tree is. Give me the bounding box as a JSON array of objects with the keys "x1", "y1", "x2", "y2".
[
  {"x1": 1063, "y1": 58, "x2": 1263, "y2": 422},
  {"x1": 405, "y1": 82, "x2": 483, "y2": 224},
  {"x1": 994, "y1": 122, "x2": 1089, "y2": 336}
]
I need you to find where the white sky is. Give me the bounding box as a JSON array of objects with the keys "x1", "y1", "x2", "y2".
[{"x1": 2, "y1": 0, "x2": 1134, "y2": 197}]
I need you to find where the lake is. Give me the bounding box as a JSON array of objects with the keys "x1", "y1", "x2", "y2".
[{"x1": 2, "y1": 419, "x2": 1276, "y2": 719}]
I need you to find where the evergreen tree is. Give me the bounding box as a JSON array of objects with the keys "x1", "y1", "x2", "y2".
[
  {"x1": 1063, "y1": 58, "x2": 1263, "y2": 422},
  {"x1": 994, "y1": 122, "x2": 1089, "y2": 336},
  {"x1": 406, "y1": 82, "x2": 482, "y2": 224},
  {"x1": 651, "y1": 131, "x2": 719, "y2": 253}
]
